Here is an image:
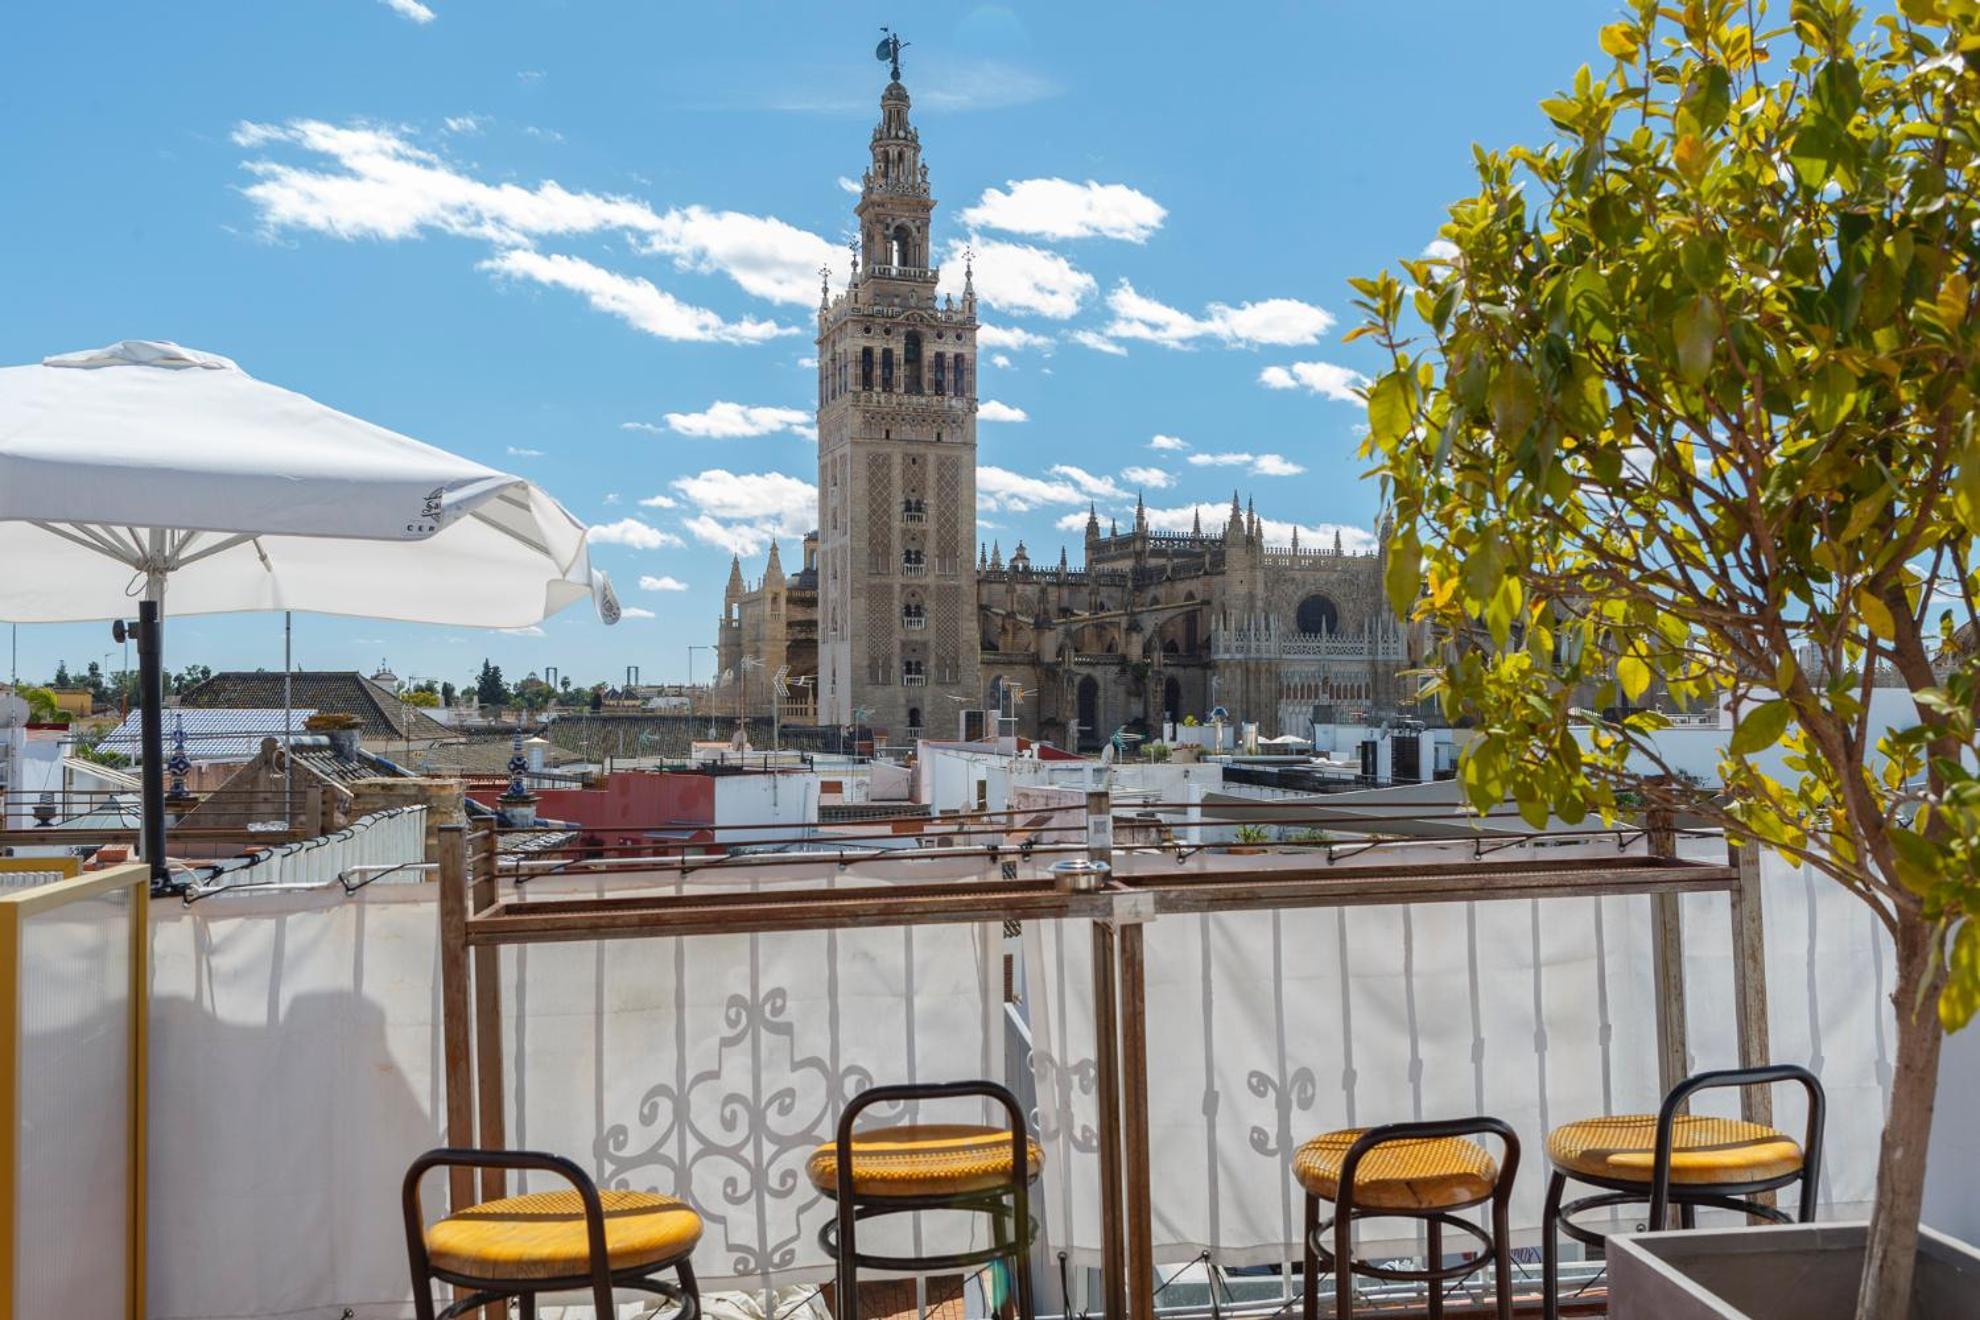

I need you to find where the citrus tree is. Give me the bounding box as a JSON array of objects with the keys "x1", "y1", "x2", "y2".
[{"x1": 1353, "y1": 1, "x2": 1979, "y2": 1312}]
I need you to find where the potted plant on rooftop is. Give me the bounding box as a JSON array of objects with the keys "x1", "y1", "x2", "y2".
[{"x1": 1352, "y1": 0, "x2": 1979, "y2": 1313}]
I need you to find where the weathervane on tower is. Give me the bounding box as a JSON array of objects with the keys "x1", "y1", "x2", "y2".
[{"x1": 875, "y1": 27, "x2": 907, "y2": 81}]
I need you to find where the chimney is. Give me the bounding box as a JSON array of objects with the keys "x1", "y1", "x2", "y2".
[{"x1": 304, "y1": 712, "x2": 363, "y2": 761}]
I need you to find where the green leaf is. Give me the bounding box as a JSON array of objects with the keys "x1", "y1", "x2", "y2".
[
  {"x1": 1808, "y1": 361, "x2": 1858, "y2": 431},
  {"x1": 1617, "y1": 653, "x2": 1651, "y2": 702},
  {"x1": 1679, "y1": 64, "x2": 1732, "y2": 136},
  {"x1": 1856, "y1": 587, "x2": 1897, "y2": 641},
  {"x1": 1598, "y1": 23, "x2": 1640, "y2": 62},
  {"x1": 1673, "y1": 295, "x2": 1720, "y2": 385},
  {"x1": 1384, "y1": 530, "x2": 1422, "y2": 617},
  {"x1": 1943, "y1": 920, "x2": 1980, "y2": 1034},
  {"x1": 1368, "y1": 373, "x2": 1413, "y2": 449},
  {"x1": 1729, "y1": 699, "x2": 1793, "y2": 757},
  {"x1": 1488, "y1": 362, "x2": 1538, "y2": 441}
]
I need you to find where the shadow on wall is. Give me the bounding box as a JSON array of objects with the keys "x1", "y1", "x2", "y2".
[{"x1": 146, "y1": 991, "x2": 439, "y2": 1320}]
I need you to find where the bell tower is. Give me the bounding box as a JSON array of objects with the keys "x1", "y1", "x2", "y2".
[{"x1": 815, "y1": 40, "x2": 980, "y2": 741}]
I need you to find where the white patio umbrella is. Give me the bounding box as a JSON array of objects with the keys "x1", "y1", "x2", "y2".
[{"x1": 0, "y1": 340, "x2": 620, "y2": 882}]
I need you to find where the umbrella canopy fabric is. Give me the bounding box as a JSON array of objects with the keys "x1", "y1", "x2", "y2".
[{"x1": 0, "y1": 340, "x2": 618, "y2": 626}]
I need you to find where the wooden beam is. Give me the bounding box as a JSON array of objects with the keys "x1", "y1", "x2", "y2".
[
  {"x1": 1728, "y1": 838, "x2": 1772, "y2": 1128},
  {"x1": 471, "y1": 828, "x2": 506, "y2": 1203},
  {"x1": 1090, "y1": 921, "x2": 1128, "y2": 1320},
  {"x1": 1118, "y1": 920, "x2": 1155, "y2": 1320},
  {"x1": 436, "y1": 825, "x2": 475, "y2": 1215}
]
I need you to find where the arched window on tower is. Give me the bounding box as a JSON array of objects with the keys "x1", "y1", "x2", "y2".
[
  {"x1": 932, "y1": 351, "x2": 946, "y2": 396},
  {"x1": 952, "y1": 353, "x2": 967, "y2": 398},
  {"x1": 881, "y1": 348, "x2": 895, "y2": 393},
  {"x1": 861, "y1": 346, "x2": 874, "y2": 391},
  {"x1": 891, "y1": 223, "x2": 914, "y2": 268},
  {"x1": 903, "y1": 331, "x2": 923, "y2": 394}
]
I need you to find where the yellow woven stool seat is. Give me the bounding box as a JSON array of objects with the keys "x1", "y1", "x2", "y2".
[
  {"x1": 425, "y1": 1188, "x2": 702, "y2": 1282},
  {"x1": 807, "y1": 1124, "x2": 1044, "y2": 1199},
  {"x1": 1547, "y1": 1114, "x2": 1803, "y2": 1186},
  {"x1": 1292, "y1": 1129, "x2": 1499, "y2": 1211}
]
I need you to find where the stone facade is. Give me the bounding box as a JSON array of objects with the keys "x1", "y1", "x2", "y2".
[{"x1": 712, "y1": 67, "x2": 1424, "y2": 748}]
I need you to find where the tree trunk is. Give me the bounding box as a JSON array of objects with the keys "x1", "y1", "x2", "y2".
[{"x1": 1854, "y1": 922, "x2": 1946, "y2": 1319}]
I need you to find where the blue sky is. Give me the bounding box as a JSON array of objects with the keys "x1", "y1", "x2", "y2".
[{"x1": 3, "y1": 0, "x2": 1624, "y2": 689}]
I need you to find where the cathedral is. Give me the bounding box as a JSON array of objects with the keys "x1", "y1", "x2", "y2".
[{"x1": 713, "y1": 61, "x2": 1422, "y2": 749}]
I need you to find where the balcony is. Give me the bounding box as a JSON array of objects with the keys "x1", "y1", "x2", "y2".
[
  {"x1": 901, "y1": 506, "x2": 928, "y2": 525},
  {"x1": 866, "y1": 263, "x2": 936, "y2": 282},
  {"x1": 900, "y1": 672, "x2": 928, "y2": 687},
  {"x1": 900, "y1": 561, "x2": 927, "y2": 578},
  {"x1": 902, "y1": 614, "x2": 927, "y2": 630}
]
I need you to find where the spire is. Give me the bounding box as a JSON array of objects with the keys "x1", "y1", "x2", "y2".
[
  {"x1": 1085, "y1": 501, "x2": 1101, "y2": 541},
  {"x1": 1191, "y1": 506, "x2": 1202, "y2": 537},
  {"x1": 764, "y1": 538, "x2": 785, "y2": 586},
  {"x1": 1058, "y1": 545, "x2": 1068, "y2": 572},
  {"x1": 990, "y1": 539, "x2": 1003, "y2": 570},
  {"x1": 1134, "y1": 489, "x2": 1147, "y2": 533},
  {"x1": 724, "y1": 553, "x2": 745, "y2": 602},
  {"x1": 819, "y1": 262, "x2": 831, "y2": 311},
  {"x1": 1109, "y1": 515, "x2": 1118, "y2": 537},
  {"x1": 1333, "y1": 527, "x2": 1343, "y2": 555},
  {"x1": 979, "y1": 543, "x2": 989, "y2": 569},
  {"x1": 1290, "y1": 525, "x2": 1299, "y2": 551}
]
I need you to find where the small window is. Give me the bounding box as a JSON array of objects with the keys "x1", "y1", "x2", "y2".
[
  {"x1": 904, "y1": 331, "x2": 923, "y2": 394},
  {"x1": 881, "y1": 348, "x2": 895, "y2": 392},
  {"x1": 860, "y1": 346, "x2": 874, "y2": 390},
  {"x1": 933, "y1": 353, "x2": 946, "y2": 396}
]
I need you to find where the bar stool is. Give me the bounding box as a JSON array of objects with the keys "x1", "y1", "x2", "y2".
[
  {"x1": 1541, "y1": 1064, "x2": 1824, "y2": 1319},
  {"x1": 1293, "y1": 1117, "x2": 1520, "y2": 1320},
  {"x1": 807, "y1": 1080, "x2": 1040, "y2": 1320},
  {"x1": 403, "y1": 1147, "x2": 702, "y2": 1320}
]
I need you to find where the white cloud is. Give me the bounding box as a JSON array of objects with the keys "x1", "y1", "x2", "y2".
[
  {"x1": 1144, "y1": 502, "x2": 1373, "y2": 552},
  {"x1": 587, "y1": 517, "x2": 685, "y2": 550},
  {"x1": 797, "y1": 355, "x2": 817, "y2": 368},
  {"x1": 960, "y1": 178, "x2": 1167, "y2": 243},
  {"x1": 991, "y1": 353, "x2": 1013, "y2": 368},
  {"x1": 637, "y1": 493, "x2": 678, "y2": 509},
  {"x1": 1102, "y1": 280, "x2": 1334, "y2": 349},
  {"x1": 632, "y1": 205, "x2": 840, "y2": 306},
  {"x1": 938, "y1": 237, "x2": 1094, "y2": 319},
  {"x1": 671, "y1": 469, "x2": 816, "y2": 555},
  {"x1": 1054, "y1": 511, "x2": 1092, "y2": 531},
  {"x1": 1185, "y1": 451, "x2": 1306, "y2": 477},
  {"x1": 620, "y1": 606, "x2": 657, "y2": 619},
  {"x1": 232, "y1": 118, "x2": 841, "y2": 337},
  {"x1": 1259, "y1": 360, "x2": 1367, "y2": 402},
  {"x1": 480, "y1": 249, "x2": 789, "y2": 344},
  {"x1": 977, "y1": 400, "x2": 1028, "y2": 423},
  {"x1": 977, "y1": 323, "x2": 1053, "y2": 351},
  {"x1": 639, "y1": 574, "x2": 690, "y2": 592},
  {"x1": 442, "y1": 115, "x2": 483, "y2": 135},
  {"x1": 649, "y1": 400, "x2": 814, "y2": 439},
  {"x1": 1149, "y1": 434, "x2": 1188, "y2": 451},
  {"x1": 978, "y1": 466, "x2": 1085, "y2": 513},
  {"x1": 499, "y1": 625, "x2": 545, "y2": 637},
  {"x1": 505, "y1": 445, "x2": 544, "y2": 458},
  {"x1": 602, "y1": 493, "x2": 621, "y2": 505},
  {"x1": 1070, "y1": 329, "x2": 1127, "y2": 356},
  {"x1": 1422, "y1": 238, "x2": 1461, "y2": 260},
  {"x1": 836, "y1": 176, "x2": 862, "y2": 195},
  {"x1": 1049, "y1": 465, "x2": 1126, "y2": 501},
  {"x1": 381, "y1": 0, "x2": 435, "y2": 22},
  {"x1": 1119, "y1": 465, "x2": 1174, "y2": 489}
]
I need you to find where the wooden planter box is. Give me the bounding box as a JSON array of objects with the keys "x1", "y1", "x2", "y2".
[{"x1": 1609, "y1": 1221, "x2": 1980, "y2": 1319}]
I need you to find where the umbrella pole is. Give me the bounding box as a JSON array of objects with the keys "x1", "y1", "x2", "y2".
[{"x1": 137, "y1": 597, "x2": 168, "y2": 888}]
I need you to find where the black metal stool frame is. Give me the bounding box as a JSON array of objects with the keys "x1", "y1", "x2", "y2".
[
  {"x1": 817, "y1": 1079, "x2": 1038, "y2": 1320},
  {"x1": 1300, "y1": 1116, "x2": 1521, "y2": 1320},
  {"x1": 1541, "y1": 1064, "x2": 1825, "y2": 1320},
  {"x1": 403, "y1": 1147, "x2": 701, "y2": 1320}
]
